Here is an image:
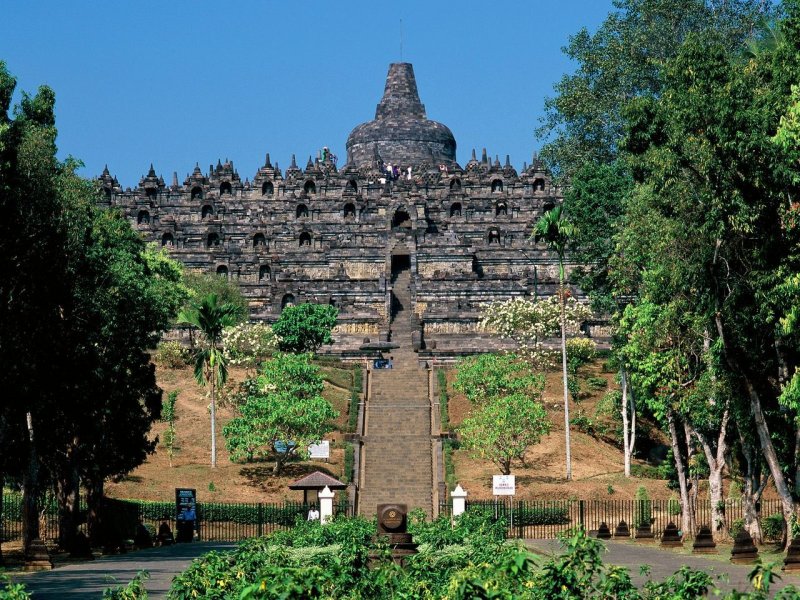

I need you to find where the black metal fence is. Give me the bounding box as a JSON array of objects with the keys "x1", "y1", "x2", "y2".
[
  {"x1": 438, "y1": 498, "x2": 786, "y2": 540},
  {"x1": 1, "y1": 494, "x2": 353, "y2": 545}
]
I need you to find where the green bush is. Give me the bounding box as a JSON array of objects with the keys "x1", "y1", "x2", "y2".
[
  {"x1": 438, "y1": 369, "x2": 450, "y2": 429},
  {"x1": 730, "y1": 519, "x2": 745, "y2": 538},
  {"x1": 763, "y1": 513, "x2": 785, "y2": 542},
  {"x1": 586, "y1": 376, "x2": 608, "y2": 390},
  {"x1": 633, "y1": 486, "x2": 651, "y2": 528},
  {"x1": 102, "y1": 571, "x2": 149, "y2": 599},
  {"x1": 630, "y1": 463, "x2": 664, "y2": 479},
  {"x1": 343, "y1": 443, "x2": 354, "y2": 484},
  {"x1": 153, "y1": 341, "x2": 190, "y2": 369},
  {"x1": 0, "y1": 574, "x2": 31, "y2": 600},
  {"x1": 516, "y1": 506, "x2": 571, "y2": 526}
]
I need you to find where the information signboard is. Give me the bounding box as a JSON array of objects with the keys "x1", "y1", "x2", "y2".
[
  {"x1": 492, "y1": 475, "x2": 516, "y2": 496},
  {"x1": 175, "y1": 488, "x2": 197, "y2": 521},
  {"x1": 308, "y1": 440, "x2": 330, "y2": 459}
]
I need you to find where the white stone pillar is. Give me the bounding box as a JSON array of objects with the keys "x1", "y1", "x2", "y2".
[
  {"x1": 452, "y1": 484, "x2": 467, "y2": 517},
  {"x1": 319, "y1": 486, "x2": 335, "y2": 524}
]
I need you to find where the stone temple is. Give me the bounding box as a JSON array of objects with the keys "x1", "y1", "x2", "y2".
[{"x1": 98, "y1": 63, "x2": 597, "y2": 356}]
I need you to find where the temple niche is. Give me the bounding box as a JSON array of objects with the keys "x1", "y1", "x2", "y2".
[{"x1": 98, "y1": 63, "x2": 584, "y2": 355}]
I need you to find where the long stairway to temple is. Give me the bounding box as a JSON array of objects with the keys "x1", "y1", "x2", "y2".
[{"x1": 357, "y1": 265, "x2": 435, "y2": 517}]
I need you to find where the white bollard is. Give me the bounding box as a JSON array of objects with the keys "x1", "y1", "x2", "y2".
[
  {"x1": 451, "y1": 484, "x2": 468, "y2": 517},
  {"x1": 318, "y1": 485, "x2": 335, "y2": 524}
]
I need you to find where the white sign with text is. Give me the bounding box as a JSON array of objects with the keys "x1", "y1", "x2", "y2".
[
  {"x1": 492, "y1": 474, "x2": 516, "y2": 496},
  {"x1": 308, "y1": 441, "x2": 330, "y2": 459}
]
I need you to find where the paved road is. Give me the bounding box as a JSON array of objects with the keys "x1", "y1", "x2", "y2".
[
  {"x1": 13, "y1": 542, "x2": 234, "y2": 599},
  {"x1": 526, "y1": 538, "x2": 800, "y2": 593}
]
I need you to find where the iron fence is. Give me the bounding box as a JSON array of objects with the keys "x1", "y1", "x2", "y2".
[
  {"x1": 438, "y1": 498, "x2": 786, "y2": 540},
  {"x1": 1, "y1": 494, "x2": 353, "y2": 545}
]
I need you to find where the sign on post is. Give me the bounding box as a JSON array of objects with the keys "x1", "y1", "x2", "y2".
[
  {"x1": 308, "y1": 440, "x2": 330, "y2": 460},
  {"x1": 492, "y1": 475, "x2": 515, "y2": 496}
]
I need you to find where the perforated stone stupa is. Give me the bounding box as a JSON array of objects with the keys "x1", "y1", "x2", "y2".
[{"x1": 99, "y1": 63, "x2": 602, "y2": 354}]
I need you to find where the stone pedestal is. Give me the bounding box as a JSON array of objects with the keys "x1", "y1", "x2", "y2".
[
  {"x1": 660, "y1": 522, "x2": 683, "y2": 548},
  {"x1": 784, "y1": 537, "x2": 800, "y2": 572},
  {"x1": 596, "y1": 522, "x2": 611, "y2": 540},
  {"x1": 634, "y1": 523, "x2": 655, "y2": 542},
  {"x1": 23, "y1": 538, "x2": 53, "y2": 571},
  {"x1": 730, "y1": 530, "x2": 758, "y2": 564},
  {"x1": 613, "y1": 520, "x2": 630, "y2": 539},
  {"x1": 692, "y1": 526, "x2": 717, "y2": 554}
]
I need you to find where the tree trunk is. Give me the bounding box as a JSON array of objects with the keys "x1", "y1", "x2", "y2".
[
  {"x1": 86, "y1": 476, "x2": 104, "y2": 547},
  {"x1": 210, "y1": 366, "x2": 217, "y2": 469},
  {"x1": 22, "y1": 412, "x2": 40, "y2": 553},
  {"x1": 684, "y1": 421, "x2": 699, "y2": 538},
  {"x1": 688, "y1": 401, "x2": 730, "y2": 542},
  {"x1": 621, "y1": 369, "x2": 631, "y2": 478},
  {"x1": 667, "y1": 408, "x2": 693, "y2": 538},
  {"x1": 739, "y1": 428, "x2": 766, "y2": 544},
  {"x1": 629, "y1": 380, "x2": 636, "y2": 464},
  {"x1": 57, "y1": 437, "x2": 81, "y2": 552},
  {"x1": 559, "y1": 283, "x2": 571, "y2": 481},
  {"x1": 714, "y1": 312, "x2": 796, "y2": 549}
]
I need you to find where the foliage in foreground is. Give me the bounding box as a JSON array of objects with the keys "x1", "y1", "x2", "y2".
[{"x1": 160, "y1": 512, "x2": 800, "y2": 600}]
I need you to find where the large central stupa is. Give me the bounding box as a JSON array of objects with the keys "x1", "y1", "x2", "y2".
[{"x1": 346, "y1": 63, "x2": 457, "y2": 169}]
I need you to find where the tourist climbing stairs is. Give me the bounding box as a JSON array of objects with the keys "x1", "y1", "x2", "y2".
[{"x1": 357, "y1": 269, "x2": 435, "y2": 517}]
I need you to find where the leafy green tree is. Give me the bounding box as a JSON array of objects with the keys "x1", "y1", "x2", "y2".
[
  {"x1": 535, "y1": 204, "x2": 577, "y2": 481},
  {"x1": 459, "y1": 391, "x2": 550, "y2": 476},
  {"x1": 223, "y1": 353, "x2": 338, "y2": 475},
  {"x1": 538, "y1": 0, "x2": 772, "y2": 180},
  {"x1": 615, "y1": 12, "x2": 800, "y2": 542},
  {"x1": 178, "y1": 294, "x2": 239, "y2": 468},
  {"x1": 163, "y1": 391, "x2": 178, "y2": 467},
  {"x1": 182, "y1": 270, "x2": 246, "y2": 327},
  {"x1": 453, "y1": 353, "x2": 541, "y2": 405},
  {"x1": 0, "y1": 60, "x2": 187, "y2": 553},
  {"x1": 273, "y1": 303, "x2": 338, "y2": 354}
]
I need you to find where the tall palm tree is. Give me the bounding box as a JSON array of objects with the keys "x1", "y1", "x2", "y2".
[
  {"x1": 535, "y1": 204, "x2": 576, "y2": 480},
  {"x1": 178, "y1": 293, "x2": 239, "y2": 467}
]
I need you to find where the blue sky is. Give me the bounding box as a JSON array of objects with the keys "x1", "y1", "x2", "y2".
[{"x1": 2, "y1": 1, "x2": 614, "y2": 186}]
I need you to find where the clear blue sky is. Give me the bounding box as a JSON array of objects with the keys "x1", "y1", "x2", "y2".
[{"x1": 2, "y1": 1, "x2": 614, "y2": 187}]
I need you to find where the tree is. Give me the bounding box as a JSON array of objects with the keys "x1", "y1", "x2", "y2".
[
  {"x1": 182, "y1": 270, "x2": 247, "y2": 324},
  {"x1": 538, "y1": 0, "x2": 772, "y2": 180},
  {"x1": 0, "y1": 61, "x2": 186, "y2": 554},
  {"x1": 178, "y1": 294, "x2": 239, "y2": 468},
  {"x1": 481, "y1": 295, "x2": 591, "y2": 369},
  {"x1": 615, "y1": 14, "x2": 800, "y2": 543},
  {"x1": 459, "y1": 393, "x2": 551, "y2": 476},
  {"x1": 453, "y1": 353, "x2": 542, "y2": 405},
  {"x1": 534, "y1": 204, "x2": 576, "y2": 481},
  {"x1": 273, "y1": 303, "x2": 338, "y2": 354},
  {"x1": 162, "y1": 391, "x2": 178, "y2": 467},
  {"x1": 223, "y1": 353, "x2": 338, "y2": 475}
]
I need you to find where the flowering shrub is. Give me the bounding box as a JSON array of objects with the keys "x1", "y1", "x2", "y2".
[
  {"x1": 222, "y1": 322, "x2": 278, "y2": 367},
  {"x1": 481, "y1": 295, "x2": 592, "y2": 368},
  {"x1": 153, "y1": 340, "x2": 191, "y2": 369}
]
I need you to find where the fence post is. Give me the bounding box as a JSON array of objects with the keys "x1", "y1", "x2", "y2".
[{"x1": 257, "y1": 503, "x2": 264, "y2": 537}]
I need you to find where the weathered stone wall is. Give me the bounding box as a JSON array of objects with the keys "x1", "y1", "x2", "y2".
[{"x1": 97, "y1": 62, "x2": 592, "y2": 354}]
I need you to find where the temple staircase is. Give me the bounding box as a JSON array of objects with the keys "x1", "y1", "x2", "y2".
[{"x1": 357, "y1": 268, "x2": 435, "y2": 517}]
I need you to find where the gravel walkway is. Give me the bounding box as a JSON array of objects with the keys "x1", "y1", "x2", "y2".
[{"x1": 12, "y1": 542, "x2": 234, "y2": 599}]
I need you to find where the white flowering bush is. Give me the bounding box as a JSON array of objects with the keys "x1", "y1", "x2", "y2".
[
  {"x1": 481, "y1": 295, "x2": 592, "y2": 368},
  {"x1": 222, "y1": 322, "x2": 279, "y2": 367}
]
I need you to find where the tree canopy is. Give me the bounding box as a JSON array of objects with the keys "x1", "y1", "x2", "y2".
[{"x1": 273, "y1": 303, "x2": 338, "y2": 354}]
